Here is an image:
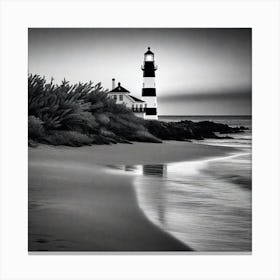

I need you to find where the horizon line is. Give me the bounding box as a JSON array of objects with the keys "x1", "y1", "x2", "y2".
[{"x1": 158, "y1": 114, "x2": 252, "y2": 117}]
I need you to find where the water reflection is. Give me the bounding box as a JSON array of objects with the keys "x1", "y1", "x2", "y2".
[
  {"x1": 125, "y1": 165, "x2": 138, "y2": 172},
  {"x1": 106, "y1": 164, "x2": 168, "y2": 226},
  {"x1": 138, "y1": 164, "x2": 167, "y2": 226},
  {"x1": 142, "y1": 164, "x2": 167, "y2": 177}
]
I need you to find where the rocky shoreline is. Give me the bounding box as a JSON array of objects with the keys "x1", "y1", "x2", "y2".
[
  {"x1": 145, "y1": 120, "x2": 247, "y2": 141},
  {"x1": 29, "y1": 119, "x2": 248, "y2": 147}
]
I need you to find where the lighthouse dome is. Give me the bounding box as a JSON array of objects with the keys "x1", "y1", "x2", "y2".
[
  {"x1": 145, "y1": 47, "x2": 154, "y2": 55},
  {"x1": 144, "y1": 47, "x2": 154, "y2": 62}
]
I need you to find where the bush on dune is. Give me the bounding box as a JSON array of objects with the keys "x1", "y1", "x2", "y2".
[
  {"x1": 106, "y1": 113, "x2": 156, "y2": 142},
  {"x1": 130, "y1": 130, "x2": 162, "y2": 143},
  {"x1": 44, "y1": 131, "x2": 93, "y2": 147},
  {"x1": 28, "y1": 75, "x2": 94, "y2": 132},
  {"x1": 28, "y1": 115, "x2": 45, "y2": 140}
]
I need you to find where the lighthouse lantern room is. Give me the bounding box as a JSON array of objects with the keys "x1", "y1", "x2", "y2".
[{"x1": 141, "y1": 47, "x2": 158, "y2": 120}]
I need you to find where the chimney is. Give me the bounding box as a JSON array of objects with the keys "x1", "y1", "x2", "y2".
[{"x1": 112, "y1": 78, "x2": 116, "y2": 90}]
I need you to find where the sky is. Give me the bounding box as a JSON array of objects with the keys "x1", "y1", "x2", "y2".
[{"x1": 28, "y1": 28, "x2": 252, "y2": 116}]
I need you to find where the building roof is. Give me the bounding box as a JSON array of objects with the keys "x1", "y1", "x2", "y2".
[
  {"x1": 128, "y1": 95, "x2": 145, "y2": 103},
  {"x1": 145, "y1": 47, "x2": 154, "y2": 55},
  {"x1": 109, "y1": 82, "x2": 130, "y2": 93}
]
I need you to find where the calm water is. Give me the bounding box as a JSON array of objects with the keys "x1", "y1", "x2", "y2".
[{"x1": 108, "y1": 116, "x2": 252, "y2": 252}]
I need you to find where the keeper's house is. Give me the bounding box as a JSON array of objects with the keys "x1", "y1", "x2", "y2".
[{"x1": 108, "y1": 79, "x2": 147, "y2": 119}]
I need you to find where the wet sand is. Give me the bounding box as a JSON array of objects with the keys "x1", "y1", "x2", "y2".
[{"x1": 28, "y1": 142, "x2": 236, "y2": 252}]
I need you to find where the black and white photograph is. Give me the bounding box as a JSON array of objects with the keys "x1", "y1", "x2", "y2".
[
  {"x1": 2, "y1": 0, "x2": 280, "y2": 279},
  {"x1": 28, "y1": 28, "x2": 252, "y2": 252}
]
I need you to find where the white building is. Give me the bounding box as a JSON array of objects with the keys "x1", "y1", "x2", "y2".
[{"x1": 108, "y1": 79, "x2": 147, "y2": 119}]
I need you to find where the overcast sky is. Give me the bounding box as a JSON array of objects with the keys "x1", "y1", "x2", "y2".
[{"x1": 28, "y1": 28, "x2": 251, "y2": 116}]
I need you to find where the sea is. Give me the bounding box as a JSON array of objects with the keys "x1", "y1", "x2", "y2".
[{"x1": 110, "y1": 115, "x2": 252, "y2": 252}]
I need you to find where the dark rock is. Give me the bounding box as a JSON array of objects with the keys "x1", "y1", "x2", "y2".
[{"x1": 144, "y1": 120, "x2": 247, "y2": 141}]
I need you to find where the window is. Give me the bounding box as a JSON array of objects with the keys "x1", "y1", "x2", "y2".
[
  {"x1": 114, "y1": 95, "x2": 117, "y2": 101},
  {"x1": 145, "y1": 54, "x2": 154, "y2": 61},
  {"x1": 119, "y1": 95, "x2": 123, "y2": 101}
]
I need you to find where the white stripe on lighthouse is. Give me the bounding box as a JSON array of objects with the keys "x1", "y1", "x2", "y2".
[
  {"x1": 143, "y1": 77, "x2": 156, "y2": 88},
  {"x1": 145, "y1": 114, "x2": 158, "y2": 120},
  {"x1": 143, "y1": 96, "x2": 157, "y2": 108}
]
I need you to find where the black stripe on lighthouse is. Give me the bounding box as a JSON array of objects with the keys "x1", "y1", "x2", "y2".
[
  {"x1": 145, "y1": 108, "x2": 157, "y2": 115},
  {"x1": 142, "y1": 88, "x2": 156, "y2": 96},
  {"x1": 143, "y1": 62, "x2": 156, "y2": 77}
]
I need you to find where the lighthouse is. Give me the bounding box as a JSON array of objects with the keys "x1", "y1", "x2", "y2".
[{"x1": 141, "y1": 47, "x2": 158, "y2": 120}]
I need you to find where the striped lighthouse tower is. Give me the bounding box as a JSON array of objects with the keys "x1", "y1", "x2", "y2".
[{"x1": 141, "y1": 47, "x2": 158, "y2": 120}]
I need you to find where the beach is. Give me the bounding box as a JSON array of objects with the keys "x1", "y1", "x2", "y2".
[{"x1": 28, "y1": 141, "x2": 236, "y2": 252}]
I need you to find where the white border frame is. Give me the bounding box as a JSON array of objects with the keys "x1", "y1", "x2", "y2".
[{"x1": 1, "y1": 0, "x2": 280, "y2": 279}]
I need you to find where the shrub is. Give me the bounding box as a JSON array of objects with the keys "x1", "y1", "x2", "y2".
[
  {"x1": 91, "y1": 134, "x2": 113, "y2": 145},
  {"x1": 130, "y1": 130, "x2": 162, "y2": 143},
  {"x1": 45, "y1": 130, "x2": 93, "y2": 147},
  {"x1": 28, "y1": 75, "x2": 99, "y2": 132},
  {"x1": 99, "y1": 127, "x2": 116, "y2": 138},
  {"x1": 28, "y1": 116, "x2": 45, "y2": 140},
  {"x1": 95, "y1": 113, "x2": 110, "y2": 125}
]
